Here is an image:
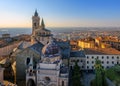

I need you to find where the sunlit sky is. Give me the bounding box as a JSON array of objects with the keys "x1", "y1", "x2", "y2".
[{"x1": 0, "y1": 0, "x2": 120, "y2": 28}]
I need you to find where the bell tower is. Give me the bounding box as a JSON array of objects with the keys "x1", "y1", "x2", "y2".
[
  {"x1": 31, "y1": 10, "x2": 52, "y2": 45},
  {"x1": 32, "y1": 10, "x2": 40, "y2": 35}
]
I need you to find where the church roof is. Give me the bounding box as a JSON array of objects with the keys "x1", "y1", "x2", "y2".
[
  {"x1": 29, "y1": 42, "x2": 44, "y2": 55},
  {"x1": 55, "y1": 41, "x2": 70, "y2": 58},
  {"x1": 35, "y1": 27, "x2": 51, "y2": 33},
  {"x1": 12, "y1": 42, "x2": 44, "y2": 56},
  {"x1": 43, "y1": 28, "x2": 51, "y2": 32},
  {"x1": 84, "y1": 48, "x2": 120, "y2": 55},
  {"x1": 17, "y1": 41, "x2": 31, "y2": 49},
  {"x1": 42, "y1": 39, "x2": 61, "y2": 57}
]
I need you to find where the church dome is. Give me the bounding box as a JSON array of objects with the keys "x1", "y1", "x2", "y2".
[{"x1": 42, "y1": 39, "x2": 60, "y2": 58}]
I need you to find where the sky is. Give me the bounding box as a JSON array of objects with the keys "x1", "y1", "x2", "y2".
[{"x1": 0, "y1": 0, "x2": 120, "y2": 28}]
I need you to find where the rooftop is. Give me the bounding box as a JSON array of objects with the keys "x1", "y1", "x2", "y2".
[
  {"x1": 55, "y1": 41, "x2": 70, "y2": 58},
  {"x1": 29, "y1": 42, "x2": 44, "y2": 55},
  {"x1": 84, "y1": 48, "x2": 120, "y2": 55},
  {"x1": 70, "y1": 50, "x2": 85, "y2": 57}
]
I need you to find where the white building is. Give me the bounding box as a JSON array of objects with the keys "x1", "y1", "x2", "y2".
[
  {"x1": 70, "y1": 48, "x2": 120, "y2": 71},
  {"x1": 85, "y1": 54, "x2": 120, "y2": 70},
  {"x1": 84, "y1": 48, "x2": 120, "y2": 70}
]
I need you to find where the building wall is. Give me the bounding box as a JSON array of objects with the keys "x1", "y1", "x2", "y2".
[
  {"x1": 0, "y1": 68, "x2": 4, "y2": 83},
  {"x1": 36, "y1": 69, "x2": 58, "y2": 86},
  {"x1": 70, "y1": 57, "x2": 86, "y2": 70},
  {"x1": 78, "y1": 41, "x2": 95, "y2": 49},
  {"x1": 0, "y1": 42, "x2": 20, "y2": 56},
  {"x1": 59, "y1": 77, "x2": 68, "y2": 86},
  {"x1": 16, "y1": 48, "x2": 41, "y2": 80},
  {"x1": 69, "y1": 55, "x2": 120, "y2": 70},
  {"x1": 85, "y1": 55, "x2": 120, "y2": 70}
]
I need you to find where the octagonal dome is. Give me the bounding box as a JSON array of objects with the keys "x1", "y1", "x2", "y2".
[{"x1": 42, "y1": 39, "x2": 60, "y2": 57}]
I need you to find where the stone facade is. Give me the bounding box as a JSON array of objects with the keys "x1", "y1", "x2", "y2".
[{"x1": 16, "y1": 43, "x2": 43, "y2": 80}]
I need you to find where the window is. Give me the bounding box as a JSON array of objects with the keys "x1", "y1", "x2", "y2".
[
  {"x1": 81, "y1": 60, "x2": 83, "y2": 62},
  {"x1": 102, "y1": 61, "x2": 104, "y2": 64},
  {"x1": 92, "y1": 56, "x2": 94, "y2": 59},
  {"x1": 112, "y1": 61, "x2": 114, "y2": 64},
  {"x1": 117, "y1": 56, "x2": 119, "y2": 59},
  {"x1": 77, "y1": 59, "x2": 79, "y2": 62},
  {"x1": 102, "y1": 56, "x2": 104, "y2": 59},
  {"x1": 87, "y1": 56, "x2": 89, "y2": 59},
  {"x1": 82, "y1": 66, "x2": 84, "y2": 68},
  {"x1": 107, "y1": 56, "x2": 109, "y2": 59},
  {"x1": 62, "y1": 81, "x2": 64, "y2": 86},
  {"x1": 92, "y1": 66, "x2": 94, "y2": 69},
  {"x1": 97, "y1": 56, "x2": 99, "y2": 59},
  {"x1": 87, "y1": 61, "x2": 89, "y2": 64},
  {"x1": 71, "y1": 60, "x2": 75, "y2": 62},
  {"x1": 34, "y1": 23, "x2": 36, "y2": 26},
  {"x1": 112, "y1": 56, "x2": 114, "y2": 59},
  {"x1": 92, "y1": 61, "x2": 94, "y2": 64},
  {"x1": 107, "y1": 66, "x2": 109, "y2": 68},
  {"x1": 45, "y1": 77, "x2": 51, "y2": 83},
  {"x1": 87, "y1": 66, "x2": 89, "y2": 69},
  {"x1": 107, "y1": 61, "x2": 109, "y2": 64},
  {"x1": 26, "y1": 58, "x2": 30, "y2": 65}
]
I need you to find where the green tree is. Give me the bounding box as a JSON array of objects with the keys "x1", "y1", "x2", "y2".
[
  {"x1": 94, "y1": 59, "x2": 107, "y2": 86},
  {"x1": 72, "y1": 61, "x2": 82, "y2": 86}
]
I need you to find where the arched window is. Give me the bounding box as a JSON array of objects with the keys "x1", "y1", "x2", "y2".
[
  {"x1": 26, "y1": 58, "x2": 30, "y2": 65},
  {"x1": 27, "y1": 79, "x2": 35, "y2": 86},
  {"x1": 77, "y1": 59, "x2": 79, "y2": 62},
  {"x1": 44, "y1": 77, "x2": 51, "y2": 84},
  {"x1": 62, "y1": 81, "x2": 64, "y2": 86},
  {"x1": 45, "y1": 77, "x2": 50, "y2": 82},
  {"x1": 34, "y1": 23, "x2": 36, "y2": 26}
]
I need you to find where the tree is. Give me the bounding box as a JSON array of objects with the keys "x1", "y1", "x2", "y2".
[
  {"x1": 72, "y1": 61, "x2": 82, "y2": 86},
  {"x1": 94, "y1": 59, "x2": 107, "y2": 86}
]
